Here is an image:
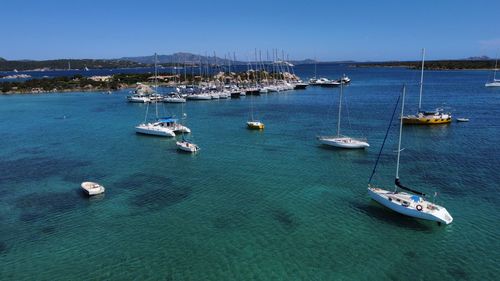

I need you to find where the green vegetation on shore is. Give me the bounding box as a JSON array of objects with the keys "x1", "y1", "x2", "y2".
[
  {"x1": 1, "y1": 75, "x2": 119, "y2": 93},
  {"x1": 0, "y1": 70, "x2": 297, "y2": 94},
  {"x1": 354, "y1": 60, "x2": 497, "y2": 70}
]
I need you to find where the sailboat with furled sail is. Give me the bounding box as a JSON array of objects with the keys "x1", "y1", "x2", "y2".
[
  {"x1": 485, "y1": 55, "x2": 500, "y2": 87},
  {"x1": 367, "y1": 85, "x2": 453, "y2": 225},
  {"x1": 402, "y1": 48, "x2": 452, "y2": 125},
  {"x1": 176, "y1": 104, "x2": 199, "y2": 153},
  {"x1": 317, "y1": 81, "x2": 369, "y2": 149},
  {"x1": 247, "y1": 94, "x2": 264, "y2": 130},
  {"x1": 135, "y1": 53, "x2": 187, "y2": 137}
]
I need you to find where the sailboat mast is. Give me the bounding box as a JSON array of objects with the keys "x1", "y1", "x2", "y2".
[
  {"x1": 337, "y1": 82, "x2": 343, "y2": 136},
  {"x1": 154, "y1": 53, "x2": 158, "y2": 118},
  {"x1": 494, "y1": 55, "x2": 498, "y2": 81},
  {"x1": 314, "y1": 57, "x2": 317, "y2": 79},
  {"x1": 418, "y1": 48, "x2": 425, "y2": 111},
  {"x1": 395, "y1": 85, "x2": 406, "y2": 182}
]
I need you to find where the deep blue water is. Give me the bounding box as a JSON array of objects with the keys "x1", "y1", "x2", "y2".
[{"x1": 0, "y1": 64, "x2": 499, "y2": 280}]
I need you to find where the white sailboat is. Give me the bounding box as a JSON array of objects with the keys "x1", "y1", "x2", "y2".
[
  {"x1": 176, "y1": 106, "x2": 199, "y2": 153},
  {"x1": 485, "y1": 55, "x2": 500, "y2": 87},
  {"x1": 317, "y1": 82, "x2": 369, "y2": 149},
  {"x1": 135, "y1": 53, "x2": 176, "y2": 137},
  {"x1": 164, "y1": 93, "x2": 186, "y2": 103},
  {"x1": 127, "y1": 83, "x2": 153, "y2": 103},
  {"x1": 367, "y1": 85, "x2": 453, "y2": 225},
  {"x1": 187, "y1": 93, "x2": 212, "y2": 100}
]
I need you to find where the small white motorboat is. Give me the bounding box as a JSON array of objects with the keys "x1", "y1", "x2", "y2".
[
  {"x1": 187, "y1": 93, "x2": 212, "y2": 100},
  {"x1": 317, "y1": 136, "x2": 369, "y2": 149},
  {"x1": 219, "y1": 92, "x2": 230, "y2": 99},
  {"x1": 176, "y1": 140, "x2": 200, "y2": 153},
  {"x1": 81, "y1": 182, "x2": 105, "y2": 196},
  {"x1": 164, "y1": 94, "x2": 186, "y2": 103},
  {"x1": 456, "y1": 118, "x2": 469, "y2": 122},
  {"x1": 127, "y1": 94, "x2": 150, "y2": 103}
]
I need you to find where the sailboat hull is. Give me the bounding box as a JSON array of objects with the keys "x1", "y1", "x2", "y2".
[
  {"x1": 247, "y1": 121, "x2": 264, "y2": 130},
  {"x1": 485, "y1": 81, "x2": 500, "y2": 87},
  {"x1": 135, "y1": 124, "x2": 176, "y2": 137},
  {"x1": 402, "y1": 114, "x2": 452, "y2": 125},
  {"x1": 318, "y1": 136, "x2": 369, "y2": 149},
  {"x1": 368, "y1": 187, "x2": 453, "y2": 224}
]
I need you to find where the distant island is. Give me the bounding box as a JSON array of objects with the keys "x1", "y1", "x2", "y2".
[
  {"x1": 1, "y1": 52, "x2": 497, "y2": 72},
  {"x1": 354, "y1": 58, "x2": 497, "y2": 70},
  {"x1": 0, "y1": 59, "x2": 145, "y2": 72},
  {"x1": 0, "y1": 52, "x2": 321, "y2": 72}
]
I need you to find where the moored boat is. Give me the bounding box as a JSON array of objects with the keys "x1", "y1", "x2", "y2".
[
  {"x1": 402, "y1": 110, "x2": 452, "y2": 124},
  {"x1": 317, "y1": 136, "x2": 369, "y2": 148},
  {"x1": 318, "y1": 82, "x2": 369, "y2": 149},
  {"x1": 293, "y1": 81, "x2": 309, "y2": 89},
  {"x1": 81, "y1": 182, "x2": 105, "y2": 196},
  {"x1": 187, "y1": 93, "x2": 212, "y2": 100},
  {"x1": 247, "y1": 121, "x2": 265, "y2": 130},
  {"x1": 367, "y1": 85, "x2": 453, "y2": 225},
  {"x1": 402, "y1": 49, "x2": 452, "y2": 125},
  {"x1": 135, "y1": 122, "x2": 176, "y2": 137},
  {"x1": 157, "y1": 117, "x2": 191, "y2": 134},
  {"x1": 127, "y1": 93, "x2": 150, "y2": 103},
  {"x1": 176, "y1": 140, "x2": 200, "y2": 153},
  {"x1": 164, "y1": 93, "x2": 186, "y2": 103},
  {"x1": 485, "y1": 56, "x2": 500, "y2": 87}
]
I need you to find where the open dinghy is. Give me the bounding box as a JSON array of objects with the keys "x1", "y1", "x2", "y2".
[
  {"x1": 176, "y1": 140, "x2": 200, "y2": 153},
  {"x1": 81, "y1": 182, "x2": 105, "y2": 196}
]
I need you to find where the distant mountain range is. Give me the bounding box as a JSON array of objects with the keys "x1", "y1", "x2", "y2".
[
  {"x1": 465, "y1": 56, "x2": 491, "y2": 60},
  {"x1": 0, "y1": 52, "x2": 495, "y2": 71},
  {"x1": 119, "y1": 52, "x2": 320, "y2": 65},
  {"x1": 120, "y1": 52, "x2": 239, "y2": 65}
]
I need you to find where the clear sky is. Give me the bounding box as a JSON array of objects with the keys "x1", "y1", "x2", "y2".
[{"x1": 1, "y1": 0, "x2": 499, "y2": 61}]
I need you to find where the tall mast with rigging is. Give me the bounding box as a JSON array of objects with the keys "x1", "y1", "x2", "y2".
[
  {"x1": 395, "y1": 85, "x2": 406, "y2": 186},
  {"x1": 418, "y1": 48, "x2": 425, "y2": 111},
  {"x1": 337, "y1": 82, "x2": 343, "y2": 137}
]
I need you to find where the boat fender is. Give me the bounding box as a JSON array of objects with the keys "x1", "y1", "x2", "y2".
[{"x1": 416, "y1": 204, "x2": 423, "y2": 211}]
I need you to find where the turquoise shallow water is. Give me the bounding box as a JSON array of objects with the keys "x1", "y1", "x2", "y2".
[{"x1": 1, "y1": 65, "x2": 499, "y2": 280}]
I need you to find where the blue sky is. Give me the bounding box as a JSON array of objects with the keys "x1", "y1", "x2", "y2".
[{"x1": 1, "y1": 0, "x2": 499, "y2": 61}]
